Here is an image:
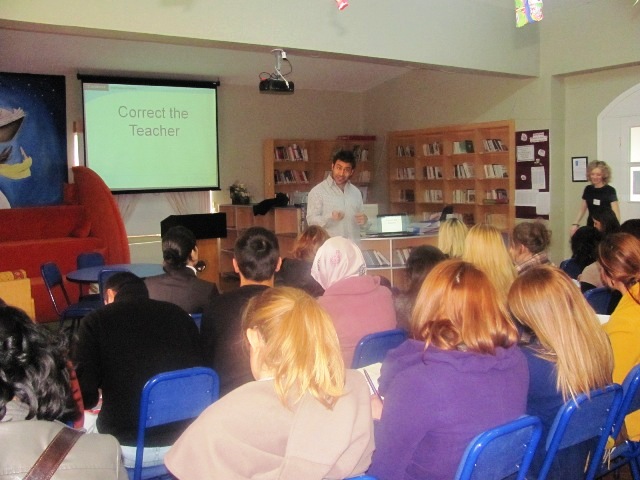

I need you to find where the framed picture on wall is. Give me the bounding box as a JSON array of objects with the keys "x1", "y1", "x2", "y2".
[
  {"x1": 571, "y1": 156, "x2": 588, "y2": 182},
  {"x1": 630, "y1": 166, "x2": 640, "y2": 202}
]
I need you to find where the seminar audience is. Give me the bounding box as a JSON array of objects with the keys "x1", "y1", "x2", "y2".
[
  {"x1": 394, "y1": 245, "x2": 446, "y2": 330},
  {"x1": 369, "y1": 259, "x2": 527, "y2": 480},
  {"x1": 598, "y1": 233, "x2": 640, "y2": 440},
  {"x1": 508, "y1": 265, "x2": 613, "y2": 476},
  {"x1": 74, "y1": 272, "x2": 202, "y2": 469},
  {"x1": 275, "y1": 224, "x2": 329, "y2": 297},
  {"x1": 437, "y1": 217, "x2": 468, "y2": 258},
  {"x1": 200, "y1": 226, "x2": 281, "y2": 396},
  {"x1": 166, "y1": 287, "x2": 374, "y2": 479},
  {"x1": 145, "y1": 225, "x2": 219, "y2": 313},
  {"x1": 579, "y1": 210, "x2": 621, "y2": 292},
  {"x1": 463, "y1": 223, "x2": 516, "y2": 302},
  {"x1": 565, "y1": 226, "x2": 601, "y2": 281},
  {"x1": 311, "y1": 236, "x2": 396, "y2": 367},
  {"x1": 0, "y1": 303, "x2": 127, "y2": 478},
  {"x1": 509, "y1": 221, "x2": 553, "y2": 274}
]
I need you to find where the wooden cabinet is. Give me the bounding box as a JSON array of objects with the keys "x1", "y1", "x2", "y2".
[
  {"x1": 217, "y1": 205, "x2": 303, "y2": 286},
  {"x1": 263, "y1": 137, "x2": 374, "y2": 202},
  {"x1": 360, "y1": 235, "x2": 438, "y2": 289},
  {"x1": 387, "y1": 120, "x2": 515, "y2": 231}
]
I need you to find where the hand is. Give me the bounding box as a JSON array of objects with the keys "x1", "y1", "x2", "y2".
[
  {"x1": 332, "y1": 210, "x2": 345, "y2": 221},
  {"x1": 355, "y1": 212, "x2": 368, "y2": 226},
  {"x1": 370, "y1": 394, "x2": 384, "y2": 420}
]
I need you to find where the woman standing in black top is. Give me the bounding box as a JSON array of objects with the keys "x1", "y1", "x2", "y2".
[{"x1": 570, "y1": 160, "x2": 619, "y2": 236}]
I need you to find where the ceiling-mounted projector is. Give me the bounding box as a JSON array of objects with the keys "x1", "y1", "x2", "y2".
[
  {"x1": 259, "y1": 78, "x2": 294, "y2": 94},
  {"x1": 259, "y1": 48, "x2": 294, "y2": 95}
]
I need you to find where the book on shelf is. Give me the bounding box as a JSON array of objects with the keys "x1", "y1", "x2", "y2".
[
  {"x1": 396, "y1": 167, "x2": 416, "y2": 180},
  {"x1": 274, "y1": 144, "x2": 308, "y2": 161},
  {"x1": 483, "y1": 164, "x2": 508, "y2": 179},
  {"x1": 422, "y1": 165, "x2": 443, "y2": 180},
  {"x1": 454, "y1": 162, "x2": 475, "y2": 179},
  {"x1": 399, "y1": 189, "x2": 415, "y2": 202},
  {"x1": 483, "y1": 138, "x2": 508, "y2": 152},
  {"x1": 396, "y1": 145, "x2": 415, "y2": 157},
  {"x1": 422, "y1": 142, "x2": 442, "y2": 156},
  {"x1": 423, "y1": 189, "x2": 443, "y2": 203},
  {"x1": 362, "y1": 249, "x2": 390, "y2": 267},
  {"x1": 453, "y1": 140, "x2": 474, "y2": 154},
  {"x1": 452, "y1": 189, "x2": 475, "y2": 204}
]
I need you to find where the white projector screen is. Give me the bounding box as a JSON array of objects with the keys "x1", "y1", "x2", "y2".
[{"x1": 79, "y1": 75, "x2": 220, "y2": 193}]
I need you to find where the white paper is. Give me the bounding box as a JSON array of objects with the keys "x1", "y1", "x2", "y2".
[
  {"x1": 536, "y1": 192, "x2": 550, "y2": 215},
  {"x1": 516, "y1": 144, "x2": 535, "y2": 162},
  {"x1": 531, "y1": 166, "x2": 546, "y2": 190},
  {"x1": 515, "y1": 189, "x2": 537, "y2": 207}
]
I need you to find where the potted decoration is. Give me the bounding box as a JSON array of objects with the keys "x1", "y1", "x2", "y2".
[{"x1": 230, "y1": 182, "x2": 251, "y2": 205}]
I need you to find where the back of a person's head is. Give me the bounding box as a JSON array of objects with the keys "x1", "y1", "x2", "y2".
[
  {"x1": 437, "y1": 218, "x2": 468, "y2": 258},
  {"x1": 620, "y1": 219, "x2": 640, "y2": 239},
  {"x1": 570, "y1": 226, "x2": 601, "y2": 268},
  {"x1": 0, "y1": 304, "x2": 72, "y2": 421},
  {"x1": 292, "y1": 225, "x2": 330, "y2": 262},
  {"x1": 405, "y1": 245, "x2": 447, "y2": 295},
  {"x1": 105, "y1": 271, "x2": 149, "y2": 300},
  {"x1": 311, "y1": 236, "x2": 366, "y2": 290},
  {"x1": 463, "y1": 223, "x2": 516, "y2": 297},
  {"x1": 162, "y1": 226, "x2": 197, "y2": 269},
  {"x1": 592, "y1": 209, "x2": 621, "y2": 237},
  {"x1": 508, "y1": 265, "x2": 613, "y2": 400},
  {"x1": 234, "y1": 227, "x2": 280, "y2": 282},
  {"x1": 598, "y1": 232, "x2": 640, "y2": 289},
  {"x1": 242, "y1": 287, "x2": 344, "y2": 408},
  {"x1": 411, "y1": 259, "x2": 517, "y2": 355},
  {"x1": 511, "y1": 221, "x2": 551, "y2": 255}
]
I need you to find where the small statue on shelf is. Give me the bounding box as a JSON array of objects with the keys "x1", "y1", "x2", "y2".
[{"x1": 230, "y1": 181, "x2": 250, "y2": 205}]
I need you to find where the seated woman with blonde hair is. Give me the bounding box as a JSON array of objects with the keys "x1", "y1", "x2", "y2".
[
  {"x1": 368, "y1": 259, "x2": 527, "y2": 480},
  {"x1": 275, "y1": 224, "x2": 329, "y2": 297},
  {"x1": 165, "y1": 287, "x2": 374, "y2": 480},
  {"x1": 508, "y1": 265, "x2": 613, "y2": 476},
  {"x1": 509, "y1": 221, "x2": 553, "y2": 274},
  {"x1": 438, "y1": 217, "x2": 468, "y2": 258},
  {"x1": 463, "y1": 223, "x2": 516, "y2": 302}
]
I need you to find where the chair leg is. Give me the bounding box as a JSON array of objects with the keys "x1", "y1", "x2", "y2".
[{"x1": 630, "y1": 457, "x2": 640, "y2": 480}]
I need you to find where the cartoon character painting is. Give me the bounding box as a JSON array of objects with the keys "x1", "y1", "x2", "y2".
[{"x1": 0, "y1": 73, "x2": 67, "y2": 208}]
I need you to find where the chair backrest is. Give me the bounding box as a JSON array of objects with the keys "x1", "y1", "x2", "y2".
[
  {"x1": 133, "y1": 367, "x2": 220, "y2": 480},
  {"x1": 76, "y1": 251, "x2": 106, "y2": 269},
  {"x1": 98, "y1": 268, "x2": 128, "y2": 302},
  {"x1": 611, "y1": 363, "x2": 640, "y2": 440},
  {"x1": 189, "y1": 313, "x2": 203, "y2": 331},
  {"x1": 351, "y1": 328, "x2": 408, "y2": 369},
  {"x1": 559, "y1": 258, "x2": 582, "y2": 280},
  {"x1": 40, "y1": 262, "x2": 71, "y2": 316},
  {"x1": 584, "y1": 287, "x2": 613, "y2": 315},
  {"x1": 454, "y1": 415, "x2": 543, "y2": 480},
  {"x1": 537, "y1": 383, "x2": 623, "y2": 480}
]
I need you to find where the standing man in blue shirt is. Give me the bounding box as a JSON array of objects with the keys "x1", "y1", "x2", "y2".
[{"x1": 306, "y1": 150, "x2": 367, "y2": 241}]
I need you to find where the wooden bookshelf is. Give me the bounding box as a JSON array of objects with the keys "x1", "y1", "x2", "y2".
[
  {"x1": 388, "y1": 120, "x2": 515, "y2": 231},
  {"x1": 263, "y1": 137, "x2": 375, "y2": 202}
]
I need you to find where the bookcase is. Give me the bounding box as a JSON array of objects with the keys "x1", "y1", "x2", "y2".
[
  {"x1": 388, "y1": 120, "x2": 515, "y2": 231},
  {"x1": 263, "y1": 137, "x2": 375, "y2": 202},
  {"x1": 360, "y1": 235, "x2": 438, "y2": 290},
  {"x1": 217, "y1": 205, "x2": 302, "y2": 287}
]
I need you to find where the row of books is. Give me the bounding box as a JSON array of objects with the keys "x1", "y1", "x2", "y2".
[
  {"x1": 395, "y1": 167, "x2": 416, "y2": 180},
  {"x1": 274, "y1": 169, "x2": 310, "y2": 185},
  {"x1": 483, "y1": 164, "x2": 509, "y2": 178},
  {"x1": 483, "y1": 138, "x2": 508, "y2": 152},
  {"x1": 423, "y1": 189, "x2": 443, "y2": 203},
  {"x1": 397, "y1": 189, "x2": 415, "y2": 202},
  {"x1": 484, "y1": 188, "x2": 508, "y2": 203},
  {"x1": 452, "y1": 189, "x2": 476, "y2": 204},
  {"x1": 453, "y1": 140, "x2": 475, "y2": 154},
  {"x1": 351, "y1": 145, "x2": 370, "y2": 163},
  {"x1": 274, "y1": 144, "x2": 309, "y2": 161},
  {"x1": 454, "y1": 163, "x2": 475, "y2": 179},
  {"x1": 422, "y1": 142, "x2": 442, "y2": 156},
  {"x1": 362, "y1": 249, "x2": 391, "y2": 267},
  {"x1": 393, "y1": 248, "x2": 415, "y2": 266},
  {"x1": 396, "y1": 145, "x2": 416, "y2": 157},
  {"x1": 423, "y1": 165, "x2": 443, "y2": 179}
]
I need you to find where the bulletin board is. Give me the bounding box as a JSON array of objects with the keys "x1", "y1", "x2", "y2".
[{"x1": 515, "y1": 129, "x2": 550, "y2": 219}]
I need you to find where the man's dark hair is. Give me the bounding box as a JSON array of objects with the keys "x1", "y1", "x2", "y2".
[
  {"x1": 105, "y1": 271, "x2": 149, "y2": 300},
  {"x1": 620, "y1": 219, "x2": 640, "y2": 239},
  {"x1": 162, "y1": 226, "x2": 196, "y2": 269},
  {"x1": 0, "y1": 304, "x2": 73, "y2": 421},
  {"x1": 234, "y1": 227, "x2": 280, "y2": 282},
  {"x1": 332, "y1": 150, "x2": 356, "y2": 170}
]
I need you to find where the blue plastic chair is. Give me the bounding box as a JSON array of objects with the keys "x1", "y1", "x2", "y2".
[
  {"x1": 128, "y1": 367, "x2": 220, "y2": 480},
  {"x1": 537, "y1": 383, "x2": 623, "y2": 480},
  {"x1": 598, "y1": 364, "x2": 640, "y2": 479},
  {"x1": 351, "y1": 328, "x2": 408, "y2": 369},
  {"x1": 40, "y1": 262, "x2": 102, "y2": 331},
  {"x1": 584, "y1": 286, "x2": 613, "y2": 315},
  {"x1": 559, "y1": 258, "x2": 582, "y2": 280},
  {"x1": 76, "y1": 251, "x2": 105, "y2": 299},
  {"x1": 454, "y1": 415, "x2": 543, "y2": 480},
  {"x1": 189, "y1": 313, "x2": 203, "y2": 331}
]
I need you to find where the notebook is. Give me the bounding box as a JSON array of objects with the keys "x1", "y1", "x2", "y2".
[{"x1": 364, "y1": 214, "x2": 416, "y2": 238}]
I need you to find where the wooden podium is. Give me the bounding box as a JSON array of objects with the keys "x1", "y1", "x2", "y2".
[{"x1": 160, "y1": 213, "x2": 227, "y2": 284}]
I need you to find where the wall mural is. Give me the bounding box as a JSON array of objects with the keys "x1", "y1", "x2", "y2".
[{"x1": 0, "y1": 72, "x2": 67, "y2": 208}]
